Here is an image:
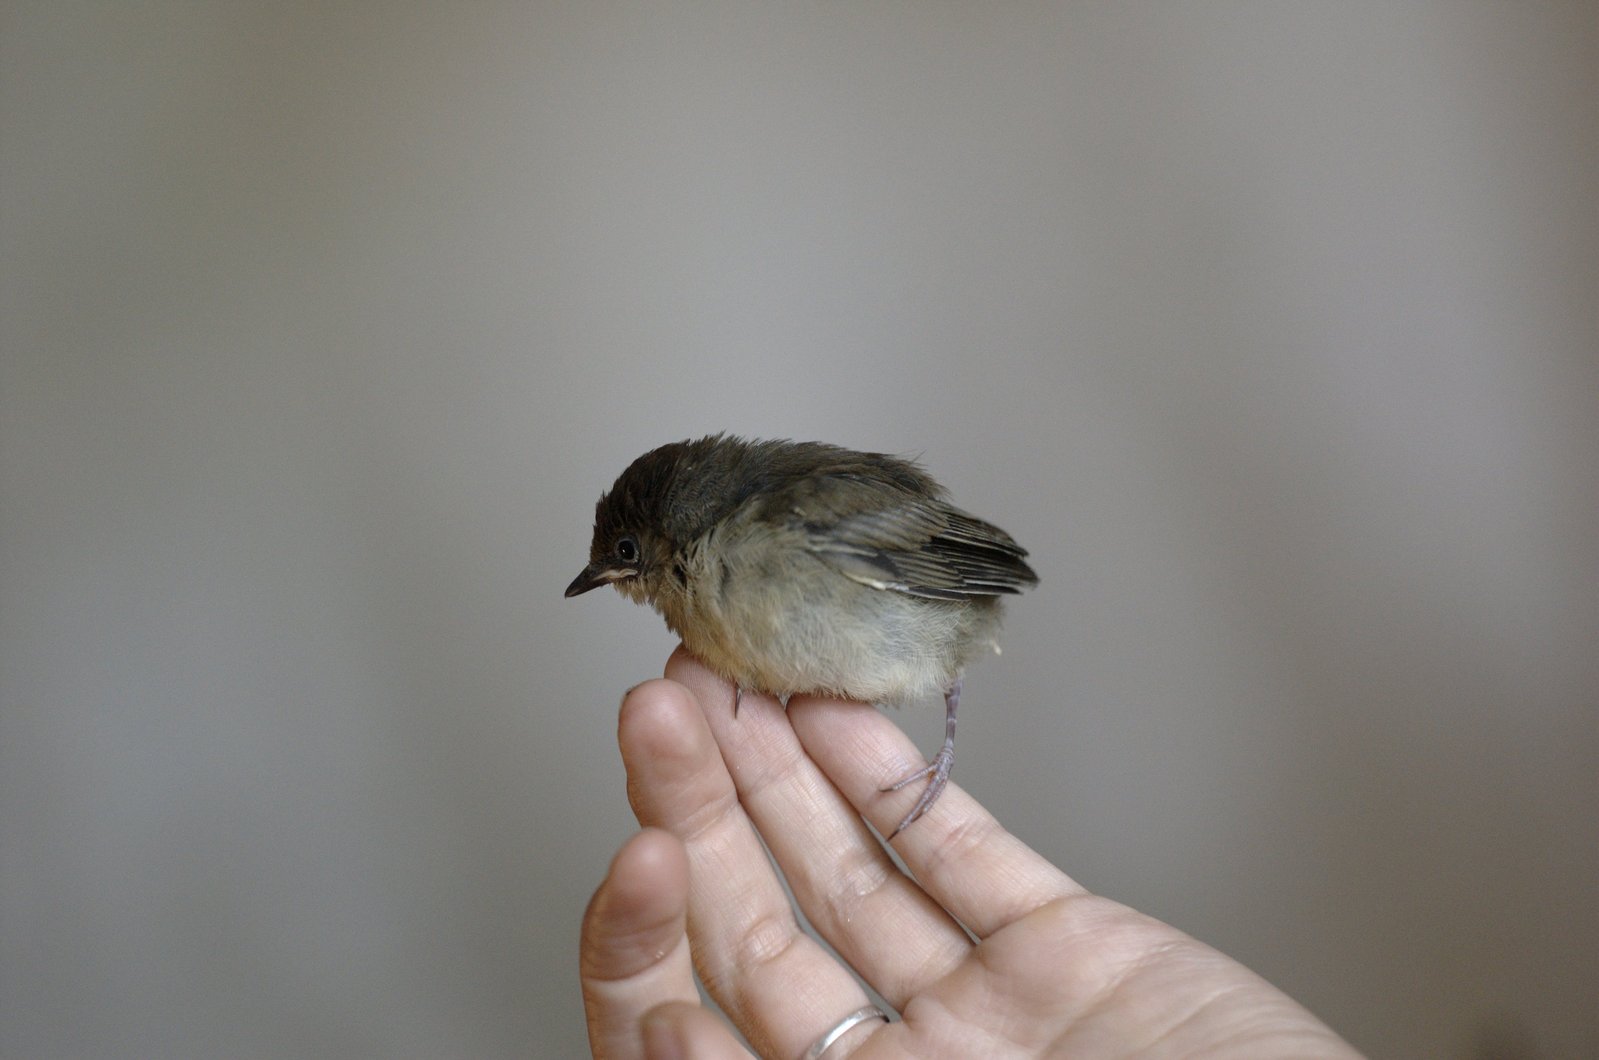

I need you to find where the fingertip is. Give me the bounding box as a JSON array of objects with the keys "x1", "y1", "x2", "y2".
[
  {"x1": 619, "y1": 678, "x2": 707, "y2": 761},
  {"x1": 621, "y1": 676, "x2": 698, "y2": 718},
  {"x1": 608, "y1": 828, "x2": 689, "y2": 909},
  {"x1": 617, "y1": 674, "x2": 732, "y2": 827},
  {"x1": 642, "y1": 1001, "x2": 746, "y2": 1060},
  {"x1": 580, "y1": 830, "x2": 690, "y2": 983},
  {"x1": 664, "y1": 647, "x2": 741, "y2": 713},
  {"x1": 640, "y1": 1002, "x2": 691, "y2": 1060},
  {"x1": 665, "y1": 646, "x2": 787, "y2": 723},
  {"x1": 663, "y1": 643, "x2": 709, "y2": 682}
]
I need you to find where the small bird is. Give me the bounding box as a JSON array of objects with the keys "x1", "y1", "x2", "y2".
[{"x1": 566, "y1": 434, "x2": 1038, "y2": 837}]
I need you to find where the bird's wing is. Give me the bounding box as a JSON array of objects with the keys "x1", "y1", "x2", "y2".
[{"x1": 798, "y1": 492, "x2": 1039, "y2": 601}]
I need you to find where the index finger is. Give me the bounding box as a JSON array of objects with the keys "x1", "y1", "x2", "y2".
[{"x1": 617, "y1": 676, "x2": 881, "y2": 1060}]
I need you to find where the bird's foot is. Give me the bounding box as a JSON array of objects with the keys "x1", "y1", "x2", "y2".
[{"x1": 882, "y1": 744, "x2": 955, "y2": 839}]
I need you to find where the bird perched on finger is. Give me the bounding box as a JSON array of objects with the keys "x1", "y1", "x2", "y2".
[{"x1": 566, "y1": 434, "x2": 1038, "y2": 837}]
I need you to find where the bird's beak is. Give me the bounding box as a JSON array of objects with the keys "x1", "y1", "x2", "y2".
[{"x1": 564, "y1": 564, "x2": 636, "y2": 598}]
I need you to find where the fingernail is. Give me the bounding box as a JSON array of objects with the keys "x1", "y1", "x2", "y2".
[{"x1": 641, "y1": 1010, "x2": 687, "y2": 1060}]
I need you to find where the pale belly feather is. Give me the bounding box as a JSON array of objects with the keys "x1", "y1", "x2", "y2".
[{"x1": 652, "y1": 522, "x2": 1002, "y2": 705}]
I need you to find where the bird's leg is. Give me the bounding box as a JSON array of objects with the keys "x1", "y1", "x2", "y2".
[
  {"x1": 733, "y1": 685, "x2": 742, "y2": 717},
  {"x1": 882, "y1": 678, "x2": 961, "y2": 839}
]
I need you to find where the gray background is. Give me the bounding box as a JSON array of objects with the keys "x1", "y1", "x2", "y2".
[{"x1": 3, "y1": 3, "x2": 1595, "y2": 1057}]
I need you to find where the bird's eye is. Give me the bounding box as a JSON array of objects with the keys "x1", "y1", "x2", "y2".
[{"x1": 615, "y1": 536, "x2": 640, "y2": 564}]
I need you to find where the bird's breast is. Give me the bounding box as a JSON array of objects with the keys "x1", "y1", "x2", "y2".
[{"x1": 656, "y1": 524, "x2": 1000, "y2": 705}]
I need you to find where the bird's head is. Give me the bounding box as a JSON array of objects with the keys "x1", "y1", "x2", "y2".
[{"x1": 565, "y1": 439, "x2": 709, "y2": 605}]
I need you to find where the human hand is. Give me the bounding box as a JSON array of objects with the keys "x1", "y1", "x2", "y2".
[{"x1": 580, "y1": 648, "x2": 1359, "y2": 1058}]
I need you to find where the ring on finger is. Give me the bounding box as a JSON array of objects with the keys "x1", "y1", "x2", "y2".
[{"x1": 803, "y1": 1003, "x2": 891, "y2": 1059}]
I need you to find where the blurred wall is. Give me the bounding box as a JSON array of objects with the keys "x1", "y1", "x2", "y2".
[{"x1": 2, "y1": 3, "x2": 1594, "y2": 1056}]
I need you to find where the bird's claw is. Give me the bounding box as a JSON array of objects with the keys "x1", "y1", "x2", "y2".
[{"x1": 882, "y1": 745, "x2": 955, "y2": 839}]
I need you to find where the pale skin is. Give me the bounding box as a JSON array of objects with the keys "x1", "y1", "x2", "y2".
[{"x1": 580, "y1": 649, "x2": 1362, "y2": 1059}]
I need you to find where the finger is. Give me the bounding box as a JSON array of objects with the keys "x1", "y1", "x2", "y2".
[
  {"x1": 641, "y1": 1001, "x2": 753, "y2": 1060},
  {"x1": 580, "y1": 829, "x2": 699, "y2": 1060},
  {"x1": 618, "y1": 676, "x2": 875, "y2": 1060},
  {"x1": 665, "y1": 650, "x2": 971, "y2": 1006},
  {"x1": 788, "y1": 693, "x2": 1086, "y2": 939}
]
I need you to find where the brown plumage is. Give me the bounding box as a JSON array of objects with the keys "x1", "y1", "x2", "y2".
[{"x1": 566, "y1": 434, "x2": 1037, "y2": 837}]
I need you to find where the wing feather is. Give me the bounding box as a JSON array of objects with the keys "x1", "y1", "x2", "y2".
[
  {"x1": 720, "y1": 445, "x2": 1037, "y2": 601},
  {"x1": 800, "y1": 495, "x2": 1038, "y2": 600}
]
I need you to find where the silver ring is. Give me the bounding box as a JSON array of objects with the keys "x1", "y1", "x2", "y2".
[{"x1": 803, "y1": 1004, "x2": 890, "y2": 1059}]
